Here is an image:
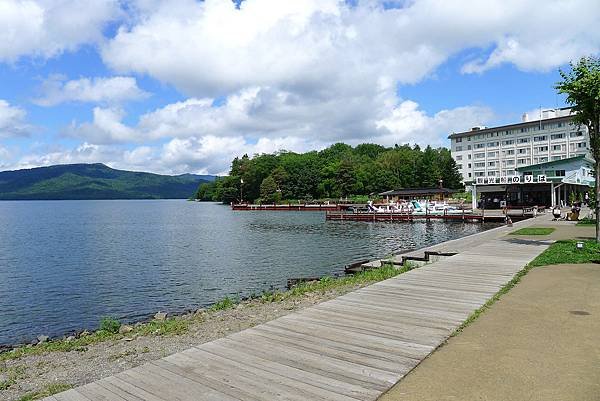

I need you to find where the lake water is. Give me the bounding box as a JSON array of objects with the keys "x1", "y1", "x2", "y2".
[{"x1": 0, "y1": 200, "x2": 499, "y2": 345}]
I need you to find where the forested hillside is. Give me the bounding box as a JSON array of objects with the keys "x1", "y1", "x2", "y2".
[
  {"x1": 0, "y1": 163, "x2": 213, "y2": 200},
  {"x1": 194, "y1": 143, "x2": 462, "y2": 203}
]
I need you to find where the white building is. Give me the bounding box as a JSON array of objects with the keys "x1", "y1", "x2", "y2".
[{"x1": 449, "y1": 107, "x2": 589, "y2": 184}]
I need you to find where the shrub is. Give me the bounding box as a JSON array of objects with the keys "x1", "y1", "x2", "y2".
[{"x1": 99, "y1": 317, "x2": 120, "y2": 334}]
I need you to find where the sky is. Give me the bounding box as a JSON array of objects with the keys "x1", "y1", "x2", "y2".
[{"x1": 0, "y1": 0, "x2": 599, "y2": 175}]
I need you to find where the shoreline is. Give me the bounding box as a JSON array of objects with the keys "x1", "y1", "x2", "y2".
[
  {"x1": 0, "y1": 264, "x2": 415, "y2": 401},
  {"x1": 1, "y1": 219, "x2": 507, "y2": 351}
]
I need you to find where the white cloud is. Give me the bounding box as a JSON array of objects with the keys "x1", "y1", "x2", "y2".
[
  {"x1": 0, "y1": 0, "x2": 121, "y2": 62},
  {"x1": 0, "y1": 100, "x2": 31, "y2": 138},
  {"x1": 65, "y1": 107, "x2": 140, "y2": 144},
  {"x1": 57, "y1": 91, "x2": 492, "y2": 174},
  {"x1": 102, "y1": 0, "x2": 600, "y2": 97},
  {"x1": 34, "y1": 75, "x2": 148, "y2": 106}
]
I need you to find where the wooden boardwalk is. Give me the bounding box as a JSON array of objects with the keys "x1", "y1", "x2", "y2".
[{"x1": 43, "y1": 222, "x2": 551, "y2": 401}]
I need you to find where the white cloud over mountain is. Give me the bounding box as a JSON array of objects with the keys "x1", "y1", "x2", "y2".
[
  {"x1": 0, "y1": 100, "x2": 31, "y2": 139},
  {"x1": 1, "y1": 0, "x2": 599, "y2": 174}
]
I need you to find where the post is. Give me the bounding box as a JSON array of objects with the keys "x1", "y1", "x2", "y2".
[
  {"x1": 551, "y1": 182, "x2": 555, "y2": 207},
  {"x1": 471, "y1": 185, "x2": 477, "y2": 210}
]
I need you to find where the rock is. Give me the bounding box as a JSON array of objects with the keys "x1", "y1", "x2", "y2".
[
  {"x1": 37, "y1": 335, "x2": 49, "y2": 344},
  {"x1": 119, "y1": 325, "x2": 134, "y2": 334},
  {"x1": 194, "y1": 308, "x2": 206, "y2": 315},
  {"x1": 65, "y1": 336, "x2": 76, "y2": 342},
  {"x1": 154, "y1": 312, "x2": 167, "y2": 321},
  {"x1": 79, "y1": 330, "x2": 90, "y2": 338}
]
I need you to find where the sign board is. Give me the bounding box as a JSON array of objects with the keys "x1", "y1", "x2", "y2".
[{"x1": 475, "y1": 175, "x2": 547, "y2": 185}]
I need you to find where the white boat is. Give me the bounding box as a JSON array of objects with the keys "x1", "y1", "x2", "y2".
[{"x1": 367, "y1": 200, "x2": 471, "y2": 215}]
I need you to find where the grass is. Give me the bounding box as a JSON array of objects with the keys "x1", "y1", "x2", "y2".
[
  {"x1": 17, "y1": 383, "x2": 72, "y2": 401},
  {"x1": 209, "y1": 296, "x2": 237, "y2": 311},
  {"x1": 529, "y1": 239, "x2": 600, "y2": 266},
  {"x1": 0, "y1": 365, "x2": 26, "y2": 390},
  {"x1": 510, "y1": 227, "x2": 555, "y2": 236},
  {"x1": 1, "y1": 260, "x2": 416, "y2": 363},
  {"x1": 99, "y1": 317, "x2": 120, "y2": 334},
  {"x1": 577, "y1": 217, "x2": 596, "y2": 225}
]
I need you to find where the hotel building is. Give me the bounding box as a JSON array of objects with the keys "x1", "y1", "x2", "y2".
[
  {"x1": 449, "y1": 108, "x2": 594, "y2": 209},
  {"x1": 449, "y1": 107, "x2": 588, "y2": 184}
]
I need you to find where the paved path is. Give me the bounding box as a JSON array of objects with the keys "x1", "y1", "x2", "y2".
[
  {"x1": 379, "y1": 262, "x2": 600, "y2": 401},
  {"x1": 43, "y1": 218, "x2": 551, "y2": 401}
]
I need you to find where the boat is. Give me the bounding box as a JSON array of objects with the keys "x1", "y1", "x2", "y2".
[{"x1": 366, "y1": 200, "x2": 471, "y2": 216}]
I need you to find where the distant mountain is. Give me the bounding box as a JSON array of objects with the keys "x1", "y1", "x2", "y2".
[{"x1": 0, "y1": 163, "x2": 216, "y2": 200}]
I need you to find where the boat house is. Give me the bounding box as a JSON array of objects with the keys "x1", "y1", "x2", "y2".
[
  {"x1": 379, "y1": 187, "x2": 458, "y2": 202},
  {"x1": 471, "y1": 154, "x2": 594, "y2": 209}
]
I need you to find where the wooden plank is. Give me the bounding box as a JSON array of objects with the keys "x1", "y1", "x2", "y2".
[{"x1": 197, "y1": 340, "x2": 380, "y2": 400}]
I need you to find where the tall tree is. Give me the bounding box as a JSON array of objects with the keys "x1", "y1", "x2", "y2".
[{"x1": 556, "y1": 56, "x2": 600, "y2": 240}]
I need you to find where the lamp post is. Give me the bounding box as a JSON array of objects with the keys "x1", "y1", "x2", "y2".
[{"x1": 240, "y1": 178, "x2": 244, "y2": 204}]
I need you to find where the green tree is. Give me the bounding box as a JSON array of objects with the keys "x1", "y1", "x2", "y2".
[
  {"x1": 194, "y1": 182, "x2": 215, "y2": 201},
  {"x1": 556, "y1": 56, "x2": 600, "y2": 240},
  {"x1": 260, "y1": 175, "x2": 279, "y2": 203}
]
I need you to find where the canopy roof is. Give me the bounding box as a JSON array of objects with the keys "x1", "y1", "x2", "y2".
[{"x1": 379, "y1": 187, "x2": 458, "y2": 197}]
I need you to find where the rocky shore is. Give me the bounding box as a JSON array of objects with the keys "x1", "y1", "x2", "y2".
[{"x1": 0, "y1": 276, "x2": 389, "y2": 401}]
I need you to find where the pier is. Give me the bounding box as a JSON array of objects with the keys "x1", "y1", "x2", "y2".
[
  {"x1": 231, "y1": 203, "x2": 355, "y2": 211},
  {"x1": 43, "y1": 215, "x2": 551, "y2": 401},
  {"x1": 325, "y1": 207, "x2": 542, "y2": 223}
]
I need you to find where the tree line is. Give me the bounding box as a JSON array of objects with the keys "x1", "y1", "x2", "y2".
[{"x1": 194, "y1": 143, "x2": 463, "y2": 204}]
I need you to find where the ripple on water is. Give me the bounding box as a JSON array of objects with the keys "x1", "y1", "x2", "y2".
[{"x1": 0, "y1": 200, "x2": 499, "y2": 345}]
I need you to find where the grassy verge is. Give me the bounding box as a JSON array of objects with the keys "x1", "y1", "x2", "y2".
[
  {"x1": 510, "y1": 227, "x2": 555, "y2": 235},
  {"x1": 529, "y1": 239, "x2": 600, "y2": 266},
  {"x1": 0, "y1": 262, "x2": 414, "y2": 362},
  {"x1": 17, "y1": 383, "x2": 72, "y2": 401},
  {"x1": 454, "y1": 239, "x2": 600, "y2": 335},
  {"x1": 577, "y1": 217, "x2": 596, "y2": 225}
]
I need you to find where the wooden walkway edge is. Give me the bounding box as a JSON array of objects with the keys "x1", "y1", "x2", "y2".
[{"x1": 43, "y1": 218, "x2": 552, "y2": 401}]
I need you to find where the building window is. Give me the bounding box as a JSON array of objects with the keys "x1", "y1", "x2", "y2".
[
  {"x1": 487, "y1": 142, "x2": 499, "y2": 147},
  {"x1": 456, "y1": 137, "x2": 463, "y2": 143},
  {"x1": 474, "y1": 162, "x2": 485, "y2": 168},
  {"x1": 474, "y1": 153, "x2": 485, "y2": 159},
  {"x1": 475, "y1": 172, "x2": 485, "y2": 177},
  {"x1": 475, "y1": 143, "x2": 485, "y2": 149},
  {"x1": 468, "y1": 173, "x2": 472, "y2": 178},
  {"x1": 518, "y1": 138, "x2": 529, "y2": 144},
  {"x1": 533, "y1": 135, "x2": 547, "y2": 142},
  {"x1": 555, "y1": 170, "x2": 565, "y2": 176},
  {"x1": 552, "y1": 144, "x2": 564, "y2": 151},
  {"x1": 455, "y1": 146, "x2": 463, "y2": 151},
  {"x1": 502, "y1": 140, "x2": 515, "y2": 145},
  {"x1": 506, "y1": 159, "x2": 515, "y2": 166},
  {"x1": 487, "y1": 151, "x2": 497, "y2": 157},
  {"x1": 468, "y1": 163, "x2": 472, "y2": 168},
  {"x1": 570, "y1": 131, "x2": 584, "y2": 138},
  {"x1": 456, "y1": 155, "x2": 462, "y2": 161},
  {"x1": 518, "y1": 148, "x2": 528, "y2": 154},
  {"x1": 467, "y1": 145, "x2": 472, "y2": 150},
  {"x1": 550, "y1": 133, "x2": 564, "y2": 140}
]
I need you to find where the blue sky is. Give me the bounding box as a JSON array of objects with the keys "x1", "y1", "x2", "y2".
[{"x1": 0, "y1": 0, "x2": 598, "y2": 175}]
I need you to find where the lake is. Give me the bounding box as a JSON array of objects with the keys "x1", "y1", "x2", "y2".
[{"x1": 0, "y1": 200, "x2": 499, "y2": 345}]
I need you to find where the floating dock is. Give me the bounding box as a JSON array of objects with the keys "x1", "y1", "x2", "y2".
[
  {"x1": 232, "y1": 203, "x2": 357, "y2": 211},
  {"x1": 325, "y1": 208, "x2": 541, "y2": 223}
]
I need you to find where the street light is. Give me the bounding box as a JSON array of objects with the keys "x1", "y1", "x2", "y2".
[{"x1": 240, "y1": 178, "x2": 244, "y2": 204}]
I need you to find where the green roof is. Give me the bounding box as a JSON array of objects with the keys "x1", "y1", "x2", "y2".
[{"x1": 515, "y1": 154, "x2": 594, "y2": 172}]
